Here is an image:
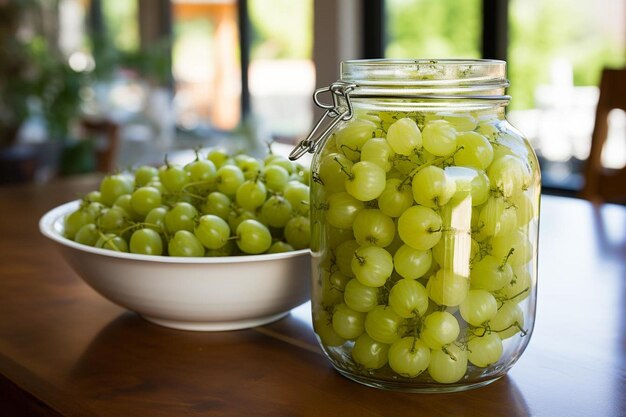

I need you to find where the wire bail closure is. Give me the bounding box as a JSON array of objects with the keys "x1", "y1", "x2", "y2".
[{"x1": 289, "y1": 81, "x2": 356, "y2": 160}]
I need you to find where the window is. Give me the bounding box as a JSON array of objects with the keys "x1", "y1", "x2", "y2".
[
  {"x1": 383, "y1": 0, "x2": 626, "y2": 193},
  {"x1": 101, "y1": 0, "x2": 140, "y2": 53},
  {"x1": 60, "y1": 0, "x2": 315, "y2": 141},
  {"x1": 172, "y1": 0, "x2": 241, "y2": 131},
  {"x1": 56, "y1": 0, "x2": 626, "y2": 191},
  {"x1": 248, "y1": 0, "x2": 314, "y2": 141},
  {"x1": 58, "y1": 0, "x2": 88, "y2": 57},
  {"x1": 385, "y1": 0, "x2": 481, "y2": 59},
  {"x1": 170, "y1": 0, "x2": 314, "y2": 139},
  {"x1": 507, "y1": 0, "x2": 626, "y2": 190}
]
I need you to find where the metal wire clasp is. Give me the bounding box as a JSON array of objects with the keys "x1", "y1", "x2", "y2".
[{"x1": 289, "y1": 81, "x2": 356, "y2": 160}]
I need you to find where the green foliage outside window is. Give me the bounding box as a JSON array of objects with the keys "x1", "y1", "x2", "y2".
[
  {"x1": 385, "y1": 0, "x2": 481, "y2": 60},
  {"x1": 101, "y1": 0, "x2": 140, "y2": 53},
  {"x1": 385, "y1": 0, "x2": 625, "y2": 110},
  {"x1": 508, "y1": 0, "x2": 625, "y2": 110},
  {"x1": 248, "y1": 0, "x2": 313, "y2": 60}
]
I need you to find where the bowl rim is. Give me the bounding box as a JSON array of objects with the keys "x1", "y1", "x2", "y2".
[{"x1": 39, "y1": 200, "x2": 310, "y2": 264}]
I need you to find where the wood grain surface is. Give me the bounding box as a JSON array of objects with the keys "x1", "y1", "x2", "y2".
[{"x1": 0, "y1": 176, "x2": 624, "y2": 417}]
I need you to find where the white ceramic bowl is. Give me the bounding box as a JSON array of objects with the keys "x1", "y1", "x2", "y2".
[{"x1": 39, "y1": 201, "x2": 311, "y2": 331}]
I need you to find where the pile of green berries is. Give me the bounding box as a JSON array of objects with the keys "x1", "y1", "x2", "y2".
[
  {"x1": 311, "y1": 110, "x2": 539, "y2": 384},
  {"x1": 63, "y1": 148, "x2": 311, "y2": 257}
]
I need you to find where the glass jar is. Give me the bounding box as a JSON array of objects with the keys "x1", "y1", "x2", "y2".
[{"x1": 290, "y1": 59, "x2": 540, "y2": 392}]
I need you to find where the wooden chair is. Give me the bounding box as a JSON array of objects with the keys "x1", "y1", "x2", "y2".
[
  {"x1": 80, "y1": 118, "x2": 120, "y2": 173},
  {"x1": 581, "y1": 68, "x2": 626, "y2": 203}
]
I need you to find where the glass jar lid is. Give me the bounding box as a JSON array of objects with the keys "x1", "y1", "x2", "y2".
[
  {"x1": 289, "y1": 59, "x2": 510, "y2": 161},
  {"x1": 341, "y1": 59, "x2": 509, "y2": 97}
]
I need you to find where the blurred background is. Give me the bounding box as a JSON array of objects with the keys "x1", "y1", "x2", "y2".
[{"x1": 0, "y1": 0, "x2": 625, "y2": 198}]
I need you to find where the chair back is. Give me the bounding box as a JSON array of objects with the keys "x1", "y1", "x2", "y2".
[
  {"x1": 80, "y1": 118, "x2": 120, "y2": 173},
  {"x1": 581, "y1": 68, "x2": 626, "y2": 203}
]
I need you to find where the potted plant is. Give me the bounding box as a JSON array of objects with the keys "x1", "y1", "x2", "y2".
[{"x1": 0, "y1": 1, "x2": 85, "y2": 181}]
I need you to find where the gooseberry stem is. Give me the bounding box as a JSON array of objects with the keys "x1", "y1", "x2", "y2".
[
  {"x1": 442, "y1": 345, "x2": 457, "y2": 361},
  {"x1": 333, "y1": 156, "x2": 354, "y2": 180},
  {"x1": 498, "y1": 248, "x2": 515, "y2": 270},
  {"x1": 492, "y1": 322, "x2": 528, "y2": 337},
  {"x1": 97, "y1": 231, "x2": 122, "y2": 252},
  {"x1": 398, "y1": 148, "x2": 462, "y2": 188}
]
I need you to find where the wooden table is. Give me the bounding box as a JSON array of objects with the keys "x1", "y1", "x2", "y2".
[{"x1": 0, "y1": 176, "x2": 625, "y2": 417}]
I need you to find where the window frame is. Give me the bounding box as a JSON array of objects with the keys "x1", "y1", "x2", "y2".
[{"x1": 92, "y1": 0, "x2": 600, "y2": 196}]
